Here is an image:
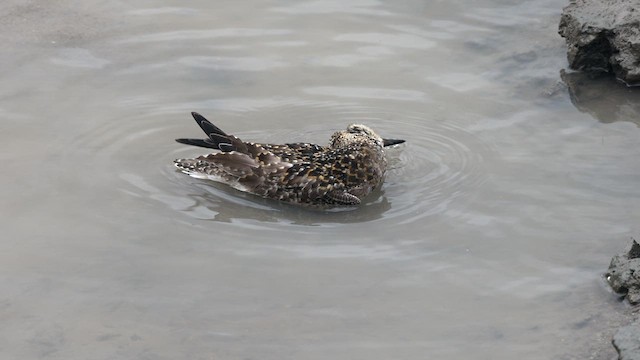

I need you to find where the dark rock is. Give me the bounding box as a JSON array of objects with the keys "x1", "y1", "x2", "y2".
[
  {"x1": 558, "y1": 0, "x2": 640, "y2": 86},
  {"x1": 630, "y1": 241, "x2": 640, "y2": 259},
  {"x1": 607, "y1": 239, "x2": 640, "y2": 304},
  {"x1": 613, "y1": 320, "x2": 640, "y2": 360}
]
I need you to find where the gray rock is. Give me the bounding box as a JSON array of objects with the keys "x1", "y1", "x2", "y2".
[
  {"x1": 607, "y1": 240, "x2": 640, "y2": 304},
  {"x1": 614, "y1": 320, "x2": 640, "y2": 360},
  {"x1": 558, "y1": 0, "x2": 640, "y2": 86}
]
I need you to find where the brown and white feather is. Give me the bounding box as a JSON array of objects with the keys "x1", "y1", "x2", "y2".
[{"x1": 174, "y1": 113, "x2": 402, "y2": 206}]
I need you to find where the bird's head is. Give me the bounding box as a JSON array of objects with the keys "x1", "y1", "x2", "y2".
[{"x1": 330, "y1": 124, "x2": 405, "y2": 149}]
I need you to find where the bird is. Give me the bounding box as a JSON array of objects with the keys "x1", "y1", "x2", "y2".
[{"x1": 174, "y1": 112, "x2": 405, "y2": 206}]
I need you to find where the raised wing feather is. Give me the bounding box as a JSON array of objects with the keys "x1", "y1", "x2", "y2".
[{"x1": 176, "y1": 112, "x2": 248, "y2": 153}]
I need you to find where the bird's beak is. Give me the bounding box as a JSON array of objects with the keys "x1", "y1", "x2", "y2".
[{"x1": 383, "y1": 138, "x2": 405, "y2": 147}]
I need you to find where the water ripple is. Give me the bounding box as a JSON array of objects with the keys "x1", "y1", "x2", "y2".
[
  {"x1": 379, "y1": 114, "x2": 488, "y2": 225},
  {"x1": 72, "y1": 102, "x2": 489, "y2": 232},
  {"x1": 272, "y1": 0, "x2": 394, "y2": 16},
  {"x1": 177, "y1": 56, "x2": 288, "y2": 72},
  {"x1": 335, "y1": 32, "x2": 436, "y2": 49},
  {"x1": 119, "y1": 28, "x2": 292, "y2": 43},
  {"x1": 304, "y1": 86, "x2": 428, "y2": 102},
  {"x1": 170, "y1": 105, "x2": 488, "y2": 229},
  {"x1": 126, "y1": 7, "x2": 197, "y2": 16},
  {"x1": 50, "y1": 48, "x2": 110, "y2": 69}
]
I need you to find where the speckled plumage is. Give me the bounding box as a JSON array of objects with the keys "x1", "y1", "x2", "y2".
[{"x1": 174, "y1": 112, "x2": 404, "y2": 206}]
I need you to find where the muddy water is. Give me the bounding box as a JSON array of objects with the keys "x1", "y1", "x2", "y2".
[{"x1": 1, "y1": 0, "x2": 639, "y2": 359}]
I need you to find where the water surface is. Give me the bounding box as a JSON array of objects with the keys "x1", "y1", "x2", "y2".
[{"x1": 1, "y1": 0, "x2": 639, "y2": 359}]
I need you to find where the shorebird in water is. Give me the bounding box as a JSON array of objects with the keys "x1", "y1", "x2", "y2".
[{"x1": 174, "y1": 112, "x2": 405, "y2": 206}]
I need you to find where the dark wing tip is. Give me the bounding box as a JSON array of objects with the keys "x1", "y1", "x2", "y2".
[
  {"x1": 383, "y1": 138, "x2": 405, "y2": 147},
  {"x1": 190, "y1": 111, "x2": 229, "y2": 137},
  {"x1": 191, "y1": 112, "x2": 207, "y2": 126}
]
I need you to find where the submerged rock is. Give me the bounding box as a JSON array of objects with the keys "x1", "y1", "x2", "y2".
[
  {"x1": 558, "y1": 0, "x2": 640, "y2": 86},
  {"x1": 607, "y1": 239, "x2": 640, "y2": 304}
]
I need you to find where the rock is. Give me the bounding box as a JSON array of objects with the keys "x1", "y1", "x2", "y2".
[
  {"x1": 613, "y1": 320, "x2": 640, "y2": 360},
  {"x1": 558, "y1": 0, "x2": 640, "y2": 86},
  {"x1": 607, "y1": 240, "x2": 640, "y2": 360},
  {"x1": 607, "y1": 239, "x2": 640, "y2": 304}
]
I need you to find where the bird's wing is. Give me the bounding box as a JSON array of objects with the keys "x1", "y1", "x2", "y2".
[
  {"x1": 174, "y1": 152, "x2": 259, "y2": 179},
  {"x1": 272, "y1": 146, "x2": 362, "y2": 204},
  {"x1": 175, "y1": 112, "x2": 248, "y2": 153}
]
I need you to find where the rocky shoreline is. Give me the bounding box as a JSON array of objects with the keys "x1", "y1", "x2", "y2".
[
  {"x1": 607, "y1": 241, "x2": 640, "y2": 359},
  {"x1": 558, "y1": 0, "x2": 640, "y2": 86},
  {"x1": 558, "y1": 1, "x2": 640, "y2": 358}
]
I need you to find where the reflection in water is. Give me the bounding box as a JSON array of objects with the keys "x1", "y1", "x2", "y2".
[
  {"x1": 561, "y1": 70, "x2": 640, "y2": 126},
  {"x1": 185, "y1": 181, "x2": 392, "y2": 226}
]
